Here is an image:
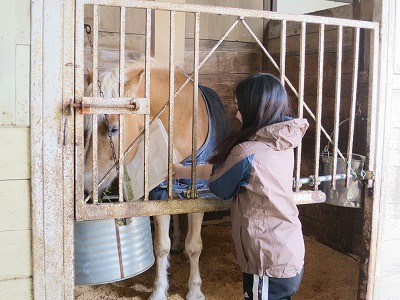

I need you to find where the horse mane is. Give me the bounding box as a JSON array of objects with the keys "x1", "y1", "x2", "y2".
[{"x1": 84, "y1": 57, "x2": 189, "y2": 132}]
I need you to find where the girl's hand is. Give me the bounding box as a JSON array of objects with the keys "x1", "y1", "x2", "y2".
[{"x1": 172, "y1": 164, "x2": 213, "y2": 180}]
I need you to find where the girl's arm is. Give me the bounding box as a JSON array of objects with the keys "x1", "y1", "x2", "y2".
[{"x1": 209, "y1": 149, "x2": 254, "y2": 199}]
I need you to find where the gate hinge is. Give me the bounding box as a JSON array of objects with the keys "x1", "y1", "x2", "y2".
[{"x1": 363, "y1": 170, "x2": 375, "y2": 188}]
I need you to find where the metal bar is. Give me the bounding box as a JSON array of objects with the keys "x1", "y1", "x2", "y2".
[
  {"x1": 168, "y1": 11, "x2": 176, "y2": 199},
  {"x1": 346, "y1": 27, "x2": 360, "y2": 188},
  {"x1": 367, "y1": 28, "x2": 380, "y2": 172},
  {"x1": 78, "y1": 97, "x2": 149, "y2": 114},
  {"x1": 77, "y1": 191, "x2": 324, "y2": 221},
  {"x1": 295, "y1": 22, "x2": 306, "y2": 192},
  {"x1": 92, "y1": 5, "x2": 99, "y2": 204},
  {"x1": 190, "y1": 12, "x2": 200, "y2": 198},
  {"x1": 332, "y1": 25, "x2": 343, "y2": 190},
  {"x1": 92, "y1": 5, "x2": 99, "y2": 97},
  {"x1": 114, "y1": 219, "x2": 125, "y2": 277},
  {"x1": 62, "y1": 0, "x2": 76, "y2": 297},
  {"x1": 77, "y1": 188, "x2": 326, "y2": 221},
  {"x1": 143, "y1": 8, "x2": 152, "y2": 201},
  {"x1": 92, "y1": 116, "x2": 99, "y2": 204},
  {"x1": 76, "y1": 198, "x2": 232, "y2": 220},
  {"x1": 280, "y1": 20, "x2": 286, "y2": 85},
  {"x1": 75, "y1": 0, "x2": 85, "y2": 207},
  {"x1": 31, "y1": 0, "x2": 45, "y2": 297},
  {"x1": 82, "y1": 0, "x2": 378, "y2": 29},
  {"x1": 314, "y1": 24, "x2": 325, "y2": 190},
  {"x1": 365, "y1": 25, "x2": 382, "y2": 300},
  {"x1": 297, "y1": 173, "x2": 348, "y2": 185},
  {"x1": 119, "y1": 7, "x2": 126, "y2": 97},
  {"x1": 118, "y1": 6, "x2": 126, "y2": 203}
]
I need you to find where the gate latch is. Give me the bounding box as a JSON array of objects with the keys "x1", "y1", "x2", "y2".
[
  {"x1": 363, "y1": 170, "x2": 375, "y2": 188},
  {"x1": 69, "y1": 98, "x2": 147, "y2": 115}
]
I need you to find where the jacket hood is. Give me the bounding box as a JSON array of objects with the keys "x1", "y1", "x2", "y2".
[{"x1": 253, "y1": 118, "x2": 309, "y2": 150}]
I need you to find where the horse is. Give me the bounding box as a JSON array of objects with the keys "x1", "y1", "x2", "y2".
[{"x1": 83, "y1": 58, "x2": 229, "y2": 299}]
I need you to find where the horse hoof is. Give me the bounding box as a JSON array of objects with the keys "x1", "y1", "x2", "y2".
[
  {"x1": 186, "y1": 290, "x2": 205, "y2": 300},
  {"x1": 148, "y1": 291, "x2": 167, "y2": 300}
]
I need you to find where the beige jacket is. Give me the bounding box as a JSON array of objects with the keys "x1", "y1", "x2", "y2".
[{"x1": 209, "y1": 118, "x2": 309, "y2": 278}]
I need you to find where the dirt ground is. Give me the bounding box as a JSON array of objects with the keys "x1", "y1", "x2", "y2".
[{"x1": 75, "y1": 217, "x2": 359, "y2": 300}]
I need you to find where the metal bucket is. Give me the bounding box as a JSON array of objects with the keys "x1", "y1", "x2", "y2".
[
  {"x1": 75, "y1": 216, "x2": 155, "y2": 285},
  {"x1": 320, "y1": 153, "x2": 365, "y2": 208}
]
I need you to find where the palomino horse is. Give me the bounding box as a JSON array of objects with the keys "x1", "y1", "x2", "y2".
[{"x1": 83, "y1": 58, "x2": 229, "y2": 299}]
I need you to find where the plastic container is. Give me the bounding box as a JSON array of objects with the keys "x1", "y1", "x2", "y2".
[
  {"x1": 320, "y1": 153, "x2": 365, "y2": 208},
  {"x1": 74, "y1": 216, "x2": 155, "y2": 285},
  {"x1": 124, "y1": 118, "x2": 177, "y2": 200}
]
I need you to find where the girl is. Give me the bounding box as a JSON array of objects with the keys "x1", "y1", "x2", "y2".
[{"x1": 208, "y1": 73, "x2": 309, "y2": 300}]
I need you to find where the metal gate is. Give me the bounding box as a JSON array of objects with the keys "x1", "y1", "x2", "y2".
[{"x1": 72, "y1": 0, "x2": 380, "y2": 221}]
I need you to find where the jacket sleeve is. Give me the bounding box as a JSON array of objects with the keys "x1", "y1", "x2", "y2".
[{"x1": 209, "y1": 148, "x2": 254, "y2": 200}]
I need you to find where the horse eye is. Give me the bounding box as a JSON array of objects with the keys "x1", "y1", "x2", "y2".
[{"x1": 109, "y1": 126, "x2": 119, "y2": 135}]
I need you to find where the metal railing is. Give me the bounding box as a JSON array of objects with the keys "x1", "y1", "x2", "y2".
[{"x1": 74, "y1": 0, "x2": 379, "y2": 221}]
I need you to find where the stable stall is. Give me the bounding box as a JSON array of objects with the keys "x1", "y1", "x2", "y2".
[{"x1": 0, "y1": 0, "x2": 399, "y2": 299}]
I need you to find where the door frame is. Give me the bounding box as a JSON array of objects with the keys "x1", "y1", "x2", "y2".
[{"x1": 30, "y1": 0, "x2": 388, "y2": 299}]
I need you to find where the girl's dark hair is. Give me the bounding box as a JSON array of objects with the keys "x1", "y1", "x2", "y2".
[{"x1": 209, "y1": 73, "x2": 290, "y2": 164}]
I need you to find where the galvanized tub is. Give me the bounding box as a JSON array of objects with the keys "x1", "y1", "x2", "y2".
[
  {"x1": 75, "y1": 216, "x2": 155, "y2": 285},
  {"x1": 320, "y1": 153, "x2": 365, "y2": 208}
]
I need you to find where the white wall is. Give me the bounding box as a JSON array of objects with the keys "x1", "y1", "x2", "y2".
[
  {"x1": 372, "y1": 0, "x2": 400, "y2": 298},
  {"x1": 0, "y1": 0, "x2": 33, "y2": 299},
  {"x1": 276, "y1": 0, "x2": 348, "y2": 14}
]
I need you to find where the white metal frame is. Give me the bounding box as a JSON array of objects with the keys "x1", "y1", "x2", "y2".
[{"x1": 73, "y1": 0, "x2": 379, "y2": 221}]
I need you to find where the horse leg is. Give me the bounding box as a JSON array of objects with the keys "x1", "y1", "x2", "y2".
[
  {"x1": 185, "y1": 212, "x2": 205, "y2": 300},
  {"x1": 149, "y1": 214, "x2": 171, "y2": 300},
  {"x1": 171, "y1": 214, "x2": 183, "y2": 253}
]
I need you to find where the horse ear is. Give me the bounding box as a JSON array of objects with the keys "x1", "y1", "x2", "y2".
[
  {"x1": 125, "y1": 69, "x2": 145, "y2": 97},
  {"x1": 85, "y1": 69, "x2": 93, "y2": 86}
]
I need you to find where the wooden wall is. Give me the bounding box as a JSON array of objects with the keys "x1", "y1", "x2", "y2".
[
  {"x1": 0, "y1": 0, "x2": 33, "y2": 298},
  {"x1": 185, "y1": 0, "x2": 263, "y2": 43},
  {"x1": 184, "y1": 39, "x2": 262, "y2": 131},
  {"x1": 265, "y1": 4, "x2": 368, "y2": 256},
  {"x1": 83, "y1": 0, "x2": 265, "y2": 131}
]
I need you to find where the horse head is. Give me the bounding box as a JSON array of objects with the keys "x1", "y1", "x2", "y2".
[{"x1": 83, "y1": 58, "x2": 209, "y2": 199}]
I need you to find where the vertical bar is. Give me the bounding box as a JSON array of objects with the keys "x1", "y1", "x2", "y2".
[
  {"x1": 190, "y1": 12, "x2": 200, "y2": 198},
  {"x1": 295, "y1": 21, "x2": 306, "y2": 191},
  {"x1": 92, "y1": 5, "x2": 99, "y2": 97},
  {"x1": 75, "y1": 0, "x2": 85, "y2": 208},
  {"x1": 314, "y1": 24, "x2": 325, "y2": 190},
  {"x1": 168, "y1": 11, "x2": 176, "y2": 199},
  {"x1": 31, "y1": 0, "x2": 45, "y2": 297},
  {"x1": 365, "y1": 24, "x2": 381, "y2": 300},
  {"x1": 280, "y1": 20, "x2": 287, "y2": 85},
  {"x1": 332, "y1": 25, "x2": 343, "y2": 190},
  {"x1": 143, "y1": 8, "x2": 152, "y2": 201},
  {"x1": 118, "y1": 6, "x2": 126, "y2": 202},
  {"x1": 346, "y1": 27, "x2": 360, "y2": 187},
  {"x1": 92, "y1": 4, "x2": 99, "y2": 204},
  {"x1": 62, "y1": 0, "x2": 76, "y2": 296},
  {"x1": 367, "y1": 27, "x2": 379, "y2": 172},
  {"x1": 114, "y1": 219, "x2": 125, "y2": 278}
]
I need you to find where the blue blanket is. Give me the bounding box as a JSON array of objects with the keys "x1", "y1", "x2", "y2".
[{"x1": 150, "y1": 85, "x2": 229, "y2": 200}]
